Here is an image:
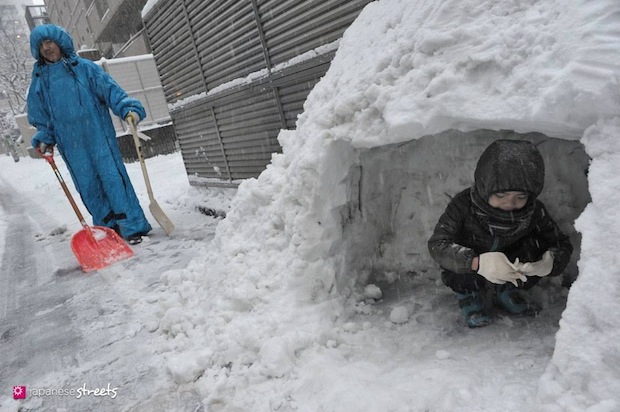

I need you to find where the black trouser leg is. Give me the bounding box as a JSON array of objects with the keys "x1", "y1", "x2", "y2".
[
  {"x1": 441, "y1": 270, "x2": 487, "y2": 294},
  {"x1": 442, "y1": 268, "x2": 542, "y2": 293}
]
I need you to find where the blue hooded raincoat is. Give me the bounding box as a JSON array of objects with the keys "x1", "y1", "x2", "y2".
[{"x1": 27, "y1": 25, "x2": 152, "y2": 239}]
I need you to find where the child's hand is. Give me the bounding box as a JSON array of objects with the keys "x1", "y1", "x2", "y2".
[
  {"x1": 477, "y1": 252, "x2": 527, "y2": 286},
  {"x1": 520, "y1": 251, "x2": 554, "y2": 277}
]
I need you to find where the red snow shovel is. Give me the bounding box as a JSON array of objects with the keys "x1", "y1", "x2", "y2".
[{"x1": 38, "y1": 150, "x2": 134, "y2": 272}]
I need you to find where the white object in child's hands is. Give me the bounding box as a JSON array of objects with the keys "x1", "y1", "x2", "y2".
[
  {"x1": 477, "y1": 252, "x2": 527, "y2": 286},
  {"x1": 519, "y1": 251, "x2": 554, "y2": 277}
]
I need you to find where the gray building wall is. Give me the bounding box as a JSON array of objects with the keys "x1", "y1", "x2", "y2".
[
  {"x1": 143, "y1": 0, "x2": 374, "y2": 186},
  {"x1": 24, "y1": 5, "x2": 51, "y2": 29},
  {"x1": 43, "y1": 0, "x2": 149, "y2": 58}
]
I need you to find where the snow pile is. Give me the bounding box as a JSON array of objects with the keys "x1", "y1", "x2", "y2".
[
  {"x1": 149, "y1": 0, "x2": 620, "y2": 410},
  {"x1": 537, "y1": 119, "x2": 620, "y2": 411},
  {"x1": 305, "y1": 0, "x2": 620, "y2": 145}
]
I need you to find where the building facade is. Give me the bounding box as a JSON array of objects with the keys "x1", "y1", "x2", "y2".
[
  {"x1": 43, "y1": 0, "x2": 149, "y2": 58},
  {"x1": 24, "y1": 4, "x2": 51, "y2": 29}
]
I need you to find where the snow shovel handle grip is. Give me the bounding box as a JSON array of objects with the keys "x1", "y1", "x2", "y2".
[
  {"x1": 36, "y1": 147, "x2": 54, "y2": 164},
  {"x1": 37, "y1": 148, "x2": 88, "y2": 228}
]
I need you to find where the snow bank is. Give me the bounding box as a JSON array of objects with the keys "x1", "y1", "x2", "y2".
[
  {"x1": 537, "y1": 119, "x2": 620, "y2": 411},
  {"x1": 154, "y1": 0, "x2": 620, "y2": 409},
  {"x1": 303, "y1": 0, "x2": 620, "y2": 146}
]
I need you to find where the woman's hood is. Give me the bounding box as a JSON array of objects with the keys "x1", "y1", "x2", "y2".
[{"x1": 30, "y1": 24, "x2": 76, "y2": 61}]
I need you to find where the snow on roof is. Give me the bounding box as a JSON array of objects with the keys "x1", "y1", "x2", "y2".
[{"x1": 141, "y1": 0, "x2": 160, "y2": 19}]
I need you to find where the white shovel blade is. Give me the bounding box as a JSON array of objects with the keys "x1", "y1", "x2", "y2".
[{"x1": 149, "y1": 200, "x2": 175, "y2": 235}]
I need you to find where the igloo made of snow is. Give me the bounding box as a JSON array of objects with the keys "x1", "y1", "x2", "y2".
[
  {"x1": 207, "y1": 0, "x2": 620, "y2": 340},
  {"x1": 168, "y1": 0, "x2": 620, "y2": 409}
]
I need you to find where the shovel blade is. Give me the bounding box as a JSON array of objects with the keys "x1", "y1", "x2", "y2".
[
  {"x1": 149, "y1": 200, "x2": 175, "y2": 236},
  {"x1": 71, "y1": 226, "x2": 134, "y2": 272}
]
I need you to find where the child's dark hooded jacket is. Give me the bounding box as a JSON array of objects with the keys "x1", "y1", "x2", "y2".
[{"x1": 428, "y1": 140, "x2": 573, "y2": 276}]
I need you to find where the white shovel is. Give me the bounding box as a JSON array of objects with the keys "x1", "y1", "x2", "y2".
[{"x1": 127, "y1": 117, "x2": 175, "y2": 236}]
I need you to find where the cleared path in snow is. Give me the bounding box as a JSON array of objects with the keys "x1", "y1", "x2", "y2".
[
  {"x1": 0, "y1": 176, "x2": 84, "y2": 398},
  {"x1": 0, "y1": 163, "x2": 217, "y2": 410}
]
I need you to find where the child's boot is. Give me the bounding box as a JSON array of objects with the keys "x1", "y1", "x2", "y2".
[
  {"x1": 495, "y1": 284, "x2": 539, "y2": 316},
  {"x1": 456, "y1": 291, "x2": 492, "y2": 328}
]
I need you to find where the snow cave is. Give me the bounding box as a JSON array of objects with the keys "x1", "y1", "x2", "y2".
[
  {"x1": 150, "y1": 0, "x2": 620, "y2": 409},
  {"x1": 340, "y1": 129, "x2": 589, "y2": 289}
]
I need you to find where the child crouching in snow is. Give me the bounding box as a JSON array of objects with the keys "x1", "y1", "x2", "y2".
[{"x1": 427, "y1": 139, "x2": 573, "y2": 328}]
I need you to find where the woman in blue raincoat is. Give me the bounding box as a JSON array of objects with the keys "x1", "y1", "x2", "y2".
[{"x1": 27, "y1": 24, "x2": 151, "y2": 244}]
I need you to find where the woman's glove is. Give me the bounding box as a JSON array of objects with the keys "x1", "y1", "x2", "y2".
[
  {"x1": 33, "y1": 137, "x2": 54, "y2": 156},
  {"x1": 125, "y1": 111, "x2": 140, "y2": 125},
  {"x1": 31, "y1": 132, "x2": 55, "y2": 151},
  {"x1": 477, "y1": 252, "x2": 527, "y2": 286},
  {"x1": 38, "y1": 142, "x2": 54, "y2": 156},
  {"x1": 519, "y1": 251, "x2": 554, "y2": 277}
]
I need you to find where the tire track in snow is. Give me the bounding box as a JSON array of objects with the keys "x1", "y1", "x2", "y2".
[
  {"x1": 0, "y1": 177, "x2": 38, "y2": 318},
  {"x1": 0, "y1": 176, "x2": 84, "y2": 401}
]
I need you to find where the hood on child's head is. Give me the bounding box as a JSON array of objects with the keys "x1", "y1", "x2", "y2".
[{"x1": 474, "y1": 139, "x2": 545, "y2": 200}]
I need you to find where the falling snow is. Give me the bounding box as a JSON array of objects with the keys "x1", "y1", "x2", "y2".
[{"x1": 1, "y1": 0, "x2": 620, "y2": 411}]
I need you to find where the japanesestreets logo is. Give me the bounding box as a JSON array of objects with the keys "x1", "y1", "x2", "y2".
[
  {"x1": 12, "y1": 383, "x2": 118, "y2": 400},
  {"x1": 13, "y1": 386, "x2": 26, "y2": 399}
]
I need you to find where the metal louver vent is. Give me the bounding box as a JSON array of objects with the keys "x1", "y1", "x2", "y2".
[{"x1": 144, "y1": 0, "x2": 372, "y2": 186}]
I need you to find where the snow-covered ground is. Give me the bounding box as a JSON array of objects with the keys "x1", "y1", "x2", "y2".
[
  {"x1": 2, "y1": 0, "x2": 620, "y2": 410},
  {"x1": 0, "y1": 149, "x2": 578, "y2": 412},
  {"x1": 0, "y1": 153, "x2": 235, "y2": 411}
]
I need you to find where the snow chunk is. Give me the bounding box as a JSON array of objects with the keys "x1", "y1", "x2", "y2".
[
  {"x1": 389, "y1": 306, "x2": 410, "y2": 324},
  {"x1": 363, "y1": 284, "x2": 383, "y2": 300},
  {"x1": 167, "y1": 350, "x2": 212, "y2": 384},
  {"x1": 255, "y1": 337, "x2": 295, "y2": 379}
]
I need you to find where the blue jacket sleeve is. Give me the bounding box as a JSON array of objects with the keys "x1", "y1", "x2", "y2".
[
  {"x1": 26, "y1": 73, "x2": 56, "y2": 148},
  {"x1": 82, "y1": 59, "x2": 147, "y2": 122}
]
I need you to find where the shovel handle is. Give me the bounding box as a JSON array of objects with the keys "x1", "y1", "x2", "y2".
[
  {"x1": 37, "y1": 148, "x2": 88, "y2": 228},
  {"x1": 128, "y1": 117, "x2": 156, "y2": 202}
]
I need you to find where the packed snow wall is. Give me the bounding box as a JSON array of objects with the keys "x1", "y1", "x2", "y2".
[
  {"x1": 153, "y1": 0, "x2": 620, "y2": 409},
  {"x1": 341, "y1": 129, "x2": 590, "y2": 287}
]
